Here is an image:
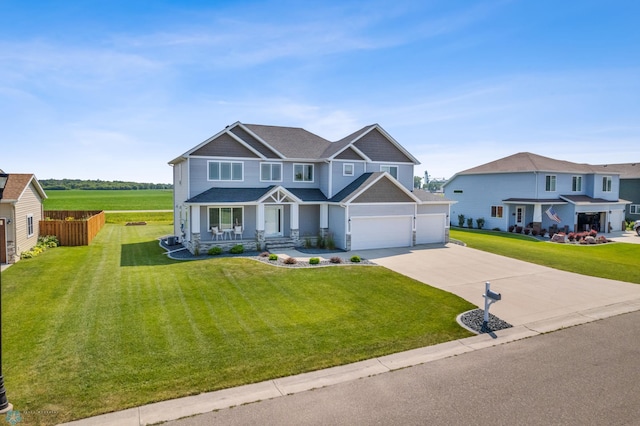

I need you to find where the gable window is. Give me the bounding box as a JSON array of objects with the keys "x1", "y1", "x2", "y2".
[
  {"x1": 209, "y1": 207, "x2": 243, "y2": 230},
  {"x1": 491, "y1": 206, "x2": 503, "y2": 218},
  {"x1": 343, "y1": 163, "x2": 354, "y2": 176},
  {"x1": 260, "y1": 163, "x2": 282, "y2": 182},
  {"x1": 545, "y1": 175, "x2": 556, "y2": 192},
  {"x1": 602, "y1": 176, "x2": 612, "y2": 192},
  {"x1": 209, "y1": 161, "x2": 243, "y2": 181},
  {"x1": 381, "y1": 165, "x2": 398, "y2": 179},
  {"x1": 293, "y1": 164, "x2": 313, "y2": 182},
  {"x1": 27, "y1": 214, "x2": 34, "y2": 237},
  {"x1": 572, "y1": 176, "x2": 582, "y2": 192}
]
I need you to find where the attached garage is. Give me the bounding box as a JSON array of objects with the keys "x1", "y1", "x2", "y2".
[
  {"x1": 350, "y1": 215, "x2": 413, "y2": 250},
  {"x1": 416, "y1": 214, "x2": 446, "y2": 244}
]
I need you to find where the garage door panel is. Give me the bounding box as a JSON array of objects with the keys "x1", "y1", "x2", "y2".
[
  {"x1": 416, "y1": 214, "x2": 445, "y2": 244},
  {"x1": 351, "y1": 216, "x2": 412, "y2": 250}
]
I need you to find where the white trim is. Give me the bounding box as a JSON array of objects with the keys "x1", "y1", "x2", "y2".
[
  {"x1": 380, "y1": 164, "x2": 398, "y2": 179},
  {"x1": 259, "y1": 162, "x2": 283, "y2": 183},
  {"x1": 257, "y1": 186, "x2": 303, "y2": 204},
  {"x1": 26, "y1": 213, "x2": 34, "y2": 238},
  {"x1": 343, "y1": 163, "x2": 354, "y2": 176},
  {"x1": 207, "y1": 160, "x2": 244, "y2": 182}
]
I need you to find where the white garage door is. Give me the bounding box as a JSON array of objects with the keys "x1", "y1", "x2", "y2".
[
  {"x1": 416, "y1": 214, "x2": 446, "y2": 244},
  {"x1": 351, "y1": 216, "x2": 412, "y2": 250}
]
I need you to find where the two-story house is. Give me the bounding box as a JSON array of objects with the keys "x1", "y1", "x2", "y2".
[
  {"x1": 594, "y1": 163, "x2": 640, "y2": 221},
  {"x1": 169, "y1": 122, "x2": 453, "y2": 254},
  {"x1": 443, "y1": 152, "x2": 630, "y2": 234}
]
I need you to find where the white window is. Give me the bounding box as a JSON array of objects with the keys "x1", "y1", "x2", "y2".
[
  {"x1": 545, "y1": 175, "x2": 556, "y2": 192},
  {"x1": 27, "y1": 214, "x2": 34, "y2": 237},
  {"x1": 630, "y1": 205, "x2": 639, "y2": 214},
  {"x1": 293, "y1": 164, "x2": 313, "y2": 182},
  {"x1": 572, "y1": 176, "x2": 582, "y2": 192},
  {"x1": 491, "y1": 206, "x2": 503, "y2": 218},
  {"x1": 602, "y1": 176, "x2": 612, "y2": 192},
  {"x1": 209, "y1": 207, "x2": 243, "y2": 230},
  {"x1": 260, "y1": 163, "x2": 282, "y2": 182},
  {"x1": 208, "y1": 161, "x2": 243, "y2": 181},
  {"x1": 381, "y1": 165, "x2": 398, "y2": 179},
  {"x1": 343, "y1": 163, "x2": 354, "y2": 176}
]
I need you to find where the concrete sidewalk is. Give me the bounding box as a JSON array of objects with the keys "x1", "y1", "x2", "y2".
[{"x1": 60, "y1": 240, "x2": 640, "y2": 426}]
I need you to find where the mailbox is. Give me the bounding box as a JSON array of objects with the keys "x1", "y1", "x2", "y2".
[{"x1": 485, "y1": 289, "x2": 501, "y2": 301}]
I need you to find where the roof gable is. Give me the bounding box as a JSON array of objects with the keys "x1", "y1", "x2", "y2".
[
  {"x1": 457, "y1": 152, "x2": 602, "y2": 175},
  {"x1": 1, "y1": 174, "x2": 47, "y2": 202},
  {"x1": 331, "y1": 172, "x2": 419, "y2": 204},
  {"x1": 191, "y1": 132, "x2": 261, "y2": 158},
  {"x1": 352, "y1": 127, "x2": 418, "y2": 163}
]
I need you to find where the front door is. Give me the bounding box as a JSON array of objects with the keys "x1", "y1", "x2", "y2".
[
  {"x1": 265, "y1": 206, "x2": 283, "y2": 237},
  {"x1": 515, "y1": 206, "x2": 525, "y2": 227}
]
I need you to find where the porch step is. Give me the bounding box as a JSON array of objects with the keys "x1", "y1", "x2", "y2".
[{"x1": 265, "y1": 238, "x2": 296, "y2": 251}]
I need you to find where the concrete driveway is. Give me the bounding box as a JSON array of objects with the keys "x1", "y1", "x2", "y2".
[{"x1": 358, "y1": 241, "x2": 640, "y2": 327}]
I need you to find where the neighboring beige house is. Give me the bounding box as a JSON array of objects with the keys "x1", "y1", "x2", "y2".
[{"x1": 0, "y1": 171, "x2": 47, "y2": 264}]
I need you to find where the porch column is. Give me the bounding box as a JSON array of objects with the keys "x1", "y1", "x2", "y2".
[
  {"x1": 320, "y1": 204, "x2": 329, "y2": 237},
  {"x1": 255, "y1": 204, "x2": 265, "y2": 249},
  {"x1": 532, "y1": 203, "x2": 542, "y2": 233},
  {"x1": 191, "y1": 206, "x2": 200, "y2": 233},
  {"x1": 290, "y1": 203, "x2": 299, "y2": 243}
]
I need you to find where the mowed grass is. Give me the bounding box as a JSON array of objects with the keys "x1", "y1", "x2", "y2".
[
  {"x1": 451, "y1": 228, "x2": 640, "y2": 284},
  {"x1": 43, "y1": 189, "x2": 172, "y2": 210},
  {"x1": 5, "y1": 224, "x2": 474, "y2": 425}
]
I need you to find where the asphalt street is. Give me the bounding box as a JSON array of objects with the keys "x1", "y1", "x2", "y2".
[{"x1": 168, "y1": 311, "x2": 640, "y2": 426}]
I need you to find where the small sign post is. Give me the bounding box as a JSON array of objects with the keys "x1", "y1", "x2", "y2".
[{"x1": 482, "y1": 281, "x2": 501, "y2": 331}]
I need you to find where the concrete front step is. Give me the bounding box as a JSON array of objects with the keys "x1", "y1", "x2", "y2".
[{"x1": 265, "y1": 239, "x2": 296, "y2": 250}]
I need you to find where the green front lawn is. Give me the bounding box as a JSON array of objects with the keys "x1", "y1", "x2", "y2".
[
  {"x1": 43, "y1": 189, "x2": 173, "y2": 211},
  {"x1": 451, "y1": 228, "x2": 640, "y2": 284},
  {"x1": 5, "y1": 224, "x2": 474, "y2": 425}
]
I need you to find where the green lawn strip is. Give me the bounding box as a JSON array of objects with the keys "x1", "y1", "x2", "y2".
[
  {"x1": 451, "y1": 228, "x2": 640, "y2": 284},
  {"x1": 43, "y1": 189, "x2": 173, "y2": 211},
  {"x1": 5, "y1": 224, "x2": 474, "y2": 424},
  {"x1": 105, "y1": 211, "x2": 173, "y2": 224}
]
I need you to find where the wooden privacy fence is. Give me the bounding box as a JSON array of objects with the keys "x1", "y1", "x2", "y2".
[{"x1": 40, "y1": 210, "x2": 106, "y2": 246}]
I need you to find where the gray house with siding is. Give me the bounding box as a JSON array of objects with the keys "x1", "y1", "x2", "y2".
[
  {"x1": 169, "y1": 122, "x2": 453, "y2": 253},
  {"x1": 594, "y1": 163, "x2": 640, "y2": 221},
  {"x1": 0, "y1": 172, "x2": 47, "y2": 264},
  {"x1": 443, "y1": 152, "x2": 630, "y2": 234}
]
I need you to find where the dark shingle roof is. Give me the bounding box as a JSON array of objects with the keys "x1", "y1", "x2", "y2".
[
  {"x1": 0, "y1": 173, "x2": 47, "y2": 202},
  {"x1": 186, "y1": 187, "x2": 275, "y2": 203},
  {"x1": 458, "y1": 152, "x2": 602, "y2": 175},
  {"x1": 243, "y1": 124, "x2": 331, "y2": 159},
  {"x1": 594, "y1": 163, "x2": 640, "y2": 179},
  {"x1": 286, "y1": 188, "x2": 328, "y2": 202},
  {"x1": 329, "y1": 173, "x2": 379, "y2": 202}
]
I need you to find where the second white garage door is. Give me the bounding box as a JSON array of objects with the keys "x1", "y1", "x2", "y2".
[
  {"x1": 416, "y1": 214, "x2": 446, "y2": 244},
  {"x1": 350, "y1": 216, "x2": 413, "y2": 250}
]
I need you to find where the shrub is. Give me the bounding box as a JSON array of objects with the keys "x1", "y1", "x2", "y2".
[
  {"x1": 325, "y1": 233, "x2": 336, "y2": 250},
  {"x1": 268, "y1": 254, "x2": 278, "y2": 261},
  {"x1": 316, "y1": 233, "x2": 325, "y2": 249},
  {"x1": 524, "y1": 228, "x2": 530, "y2": 235},
  {"x1": 329, "y1": 256, "x2": 343, "y2": 264},
  {"x1": 531, "y1": 229, "x2": 538, "y2": 236},
  {"x1": 492, "y1": 227, "x2": 501, "y2": 232},
  {"x1": 309, "y1": 257, "x2": 320, "y2": 265},
  {"x1": 39, "y1": 235, "x2": 59, "y2": 248},
  {"x1": 229, "y1": 244, "x2": 244, "y2": 254},
  {"x1": 350, "y1": 255, "x2": 361, "y2": 263},
  {"x1": 540, "y1": 229, "x2": 547, "y2": 237},
  {"x1": 515, "y1": 226, "x2": 523, "y2": 233},
  {"x1": 283, "y1": 256, "x2": 297, "y2": 264},
  {"x1": 304, "y1": 237, "x2": 313, "y2": 249},
  {"x1": 208, "y1": 246, "x2": 223, "y2": 255},
  {"x1": 508, "y1": 225, "x2": 515, "y2": 232},
  {"x1": 458, "y1": 214, "x2": 465, "y2": 227},
  {"x1": 20, "y1": 235, "x2": 59, "y2": 259},
  {"x1": 259, "y1": 251, "x2": 270, "y2": 257},
  {"x1": 476, "y1": 218, "x2": 485, "y2": 229},
  {"x1": 466, "y1": 218, "x2": 473, "y2": 228}
]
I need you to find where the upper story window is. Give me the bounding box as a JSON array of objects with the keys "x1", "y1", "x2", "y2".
[
  {"x1": 602, "y1": 176, "x2": 612, "y2": 192},
  {"x1": 572, "y1": 176, "x2": 582, "y2": 192},
  {"x1": 294, "y1": 164, "x2": 313, "y2": 182},
  {"x1": 381, "y1": 165, "x2": 398, "y2": 179},
  {"x1": 209, "y1": 161, "x2": 243, "y2": 181},
  {"x1": 260, "y1": 163, "x2": 282, "y2": 182},
  {"x1": 491, "y1": 206, "x2": 503, "y2": 218},
  {"x1": 545, "y1": 175, "x2": 556, "y2": 192},
  {"x1": 343, "y1": 163, "x2": 354, "y2": 176},
  {"x1": 27, "y1": 214, "x2": 34, "y2": 237}
]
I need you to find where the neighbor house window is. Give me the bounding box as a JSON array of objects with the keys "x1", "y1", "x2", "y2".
[
  {"x1": 602, "y1": 176, "x2": 612, "y2": 192},
  {"x1": 491, "y1": 206, "x2": 503, "y2": 218},
  {"x1": 381, "y1": 165, "x2": 398, "y2": 179},
  {"x1": 545, "y1": 175, "x2": 556, "y2": 192},
  {"x1": 631, "y1": 205, "x2": 640, "y2": 214},
  {"x1": 260, "y1": 163, "x2": 282, "y2": 182},
  {"x1": 343, "y1": 163, "x2": 354, "y2": 176},
  {"x1": 209, "y1": 207, "x2": 243, "y2": 230},
  {"x1": 293, "y1": 164, "x2": 313, "y2": 182},
  {"x1": 572, "y1": 176, "x2": 582, "y2": 192},
  {"x1": 208, "y1": 161, "x2": 243, "y2": 181},
  {"x1": 27, "y1": 214, "x2": 34, "y2": 237}
]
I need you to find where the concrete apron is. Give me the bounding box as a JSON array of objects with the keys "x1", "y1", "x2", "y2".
[{"x1": 359, "y1": 243, "x2": 640, "y2": 327}]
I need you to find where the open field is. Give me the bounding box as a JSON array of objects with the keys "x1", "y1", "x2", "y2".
[
  {"x1": 43, "y1": 189, "x2": 172, "y2": 211},
  {"x1": 4, "y1": 224, "x2": 474, "y2": 425},
  {"x1": 451, "y1": 228, "x2": 640, "y2": 284}
]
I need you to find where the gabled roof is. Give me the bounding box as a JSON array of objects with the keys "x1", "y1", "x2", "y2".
[
  {"x1": 560, "y1": 194, "x2": 629, "y2": 205},
  {"x1": 0, "y1": 173, "x2": 47, "y2": 202},
  {"x1": 186, "y1": 187, "x2": 276, "y2": 204},
  {"x1": 412, "y1": 189, "x2": 454, "y2": 204},
  {"x1": 330, "y1": 172, "x2": 421, "y2": 204},
  {"x1": 594, "y1": 162, "x2": 640, "y2": 179}
]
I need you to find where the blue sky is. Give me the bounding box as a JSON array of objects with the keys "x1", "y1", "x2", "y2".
[{"x1": 2, "y1": 0, "x2": 639, "y2": 184}]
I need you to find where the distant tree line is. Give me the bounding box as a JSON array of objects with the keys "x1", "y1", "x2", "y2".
[{"x1": 40, "y1": 179, "x2": 173, "y2": 190}]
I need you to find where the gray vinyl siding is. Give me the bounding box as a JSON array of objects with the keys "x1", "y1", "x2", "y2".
[
  {"x1": 173, "y1": 160, "x2": 189, "y2": 237},
  {"x1": 417, "y1": 204, "x2": 450, "y2": 215},
  {"x1": 620, "y1": 178, "x2": 640, "y2": 217},
  {"x1": 328, "y1": 205, "x2": 346, "y2": 249},
  {"x1": 299, "y1": 205, "x2": 320, "y2": 237},
  {"x1": 349, "y1": 203, "x2": 414, "y2": 216},
  {"x1": 353, "y1": 128, "x2": 414, "y2": 162},
  {"x1": 192, "y1": 133, "x2": 260, "y2": 158},
  {"x1": 365, "y1": 163, "x2": 414, "y2": 191},
  {"x1": 331, "y1": 160, "x2": 366, "y2": 197},
  {"x1": 14, "y1": 183, "x2": 43, "y2": 255}
]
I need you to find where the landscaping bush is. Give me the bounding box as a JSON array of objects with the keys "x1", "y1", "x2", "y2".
[
  {"x1": 567, "y1": 233, "x2": 576, "y2": 242},
  {"x1": 508, "y1": 225, "x2": 515, "y2": 232},
  {"x1": 466, "y1": 218, "x2": 473, "y2": 229},
  {"x1": 350, "y1": 255, "x2": 361, "y2": 263},
  {"x1": 259, "y1": 251, "x2": 270, "y2": 257},
  {"x1": 531, "y1": 229, "x2": 539, "y2": 236},
  {"x1": 316, "y1": 233, "x2": 325, "y2": 249},
  {"x1": 304, "y1": 237, "x2": 313, "y2": 249},
  {"x1": 208, "y1": 246, "x2": 223, "y2": 255},
  {"x1": 458, "y1": 214, "x2": 465, "y2": 227},
  {"x1": 229, "y1": 244, "x2": 244, "y2": 254},
  {"x1": 492, "y1": 227, "x2": 501, "y2": 232},
  {"x1": 329, "y1": 256, "x2": 343, "y2": 264},
  {"x1": 283, "y1": 256, "x2": 297, "y2": 264},
  {"x1": 515, "y1": 226, "x2": 523, "y2": 233},
  {"x1": 325, "y1": 233, "x2": 336, "y2": 250},
  {"x1": 309, "y1": 257, "x2": 320, "y2": 265},
  {"x1": 20, "y1": 235, "x2": 60, "y2": 259},
  {"x1": 540, "y1": 229, "x2": 547, "y2": 237},
  {"x1": 268, "y1": 254, "x2": 278, "y2": 261},
  {"x1": 476, "y1": 218, "x2": 485, "y2": 229}
]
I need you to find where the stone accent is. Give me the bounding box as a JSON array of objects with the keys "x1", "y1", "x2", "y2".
[
  {"x1": 319, "y1": 228, "x2": 329, "y2": 238},
  {"x1": 290, "y1": 229, "x2": 300, "y2": 247},
  {"x1": 444, "y1": 228, "x2": 450, "y2": 243},
  {"x1": 345, "y1": 233, "x2": 351, "y2": 251}
]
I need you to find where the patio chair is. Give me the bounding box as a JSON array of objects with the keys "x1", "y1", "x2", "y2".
[
  {"x1": 211, "y1": 226, "x2": 223, "y2": 240},
  {"x1": 233, "y1": 226, "x2": 243, "y2": 240}
]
